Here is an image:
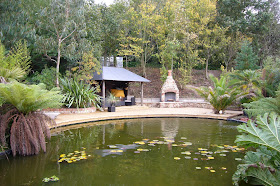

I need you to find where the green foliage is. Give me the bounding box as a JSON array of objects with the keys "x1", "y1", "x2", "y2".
[
  {"x1": 233, "y1": 113, "x2": 280, "y2": 185},
  {"x1": 230, "y1": 69, "x2": 263, "y2": 97},
  {"x1": 243, "y1": 89, "x2": 280, "y2": 118},
  {"x1": 263, "y1": 56, "x2": 280, "y2": 97},
  {"x1": 160, "y1": 65, "x2": 168, "y2": 83},
  {"x1": 0, "y1": 81, "x2": 63, "y2": 115},
  {"x1": 60, "y1": 77, "x2": 101, "y2": 109},
  {"x1": 233, "y1": 146, "x2": 280, "y2": 186},
  {"x1": 71, "y1": 50, "x2": 101, "y2": 84},
  {"x1": 235, "y1": 41, "x2": 259, "y2": 70},
  {"x1": 193, "y1": 74, "x2": 243, "y2": 113},
  {"x1": 0, "y1": 41, "x2": 31, "y2": 81},
  {"x1": 236, "y1": 113, "x2": 280, "y2": 152},
  {"x1": 107, "y1": 92, "x2": 119, "y2": 107},
  {"x1": 29, "y1": 66, "x2": 57, "y2": 90}
]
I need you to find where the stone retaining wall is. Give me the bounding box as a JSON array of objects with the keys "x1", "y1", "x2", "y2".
[
  {"x1": 136, "y1": 101, "x2": 213, "y2": 109},
  {"x1": 43, "y1": 107, "x2": 96, "y2": 114}
]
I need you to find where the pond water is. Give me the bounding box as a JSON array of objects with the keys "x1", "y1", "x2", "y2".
[{"x1": 0, "y1": 118, "x2": 247, "y2": 186}]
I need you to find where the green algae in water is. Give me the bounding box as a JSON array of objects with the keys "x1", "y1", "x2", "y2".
[{"x1": 0, "y1": 118, "x2": 249, "y2": 185}]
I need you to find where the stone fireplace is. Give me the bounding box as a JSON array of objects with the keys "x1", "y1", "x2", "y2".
[{"x1": 160, "y1": 70, "x2": 182, "y2": 108}]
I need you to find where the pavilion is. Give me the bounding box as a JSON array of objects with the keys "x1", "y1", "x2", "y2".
[{"x1": 93, "y1": 66, "x2": 150, "y2": 109}]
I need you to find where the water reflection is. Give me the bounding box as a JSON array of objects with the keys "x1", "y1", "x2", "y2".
[{"x1": 0, "y1": 118, "x2": 246, "y2": 186}]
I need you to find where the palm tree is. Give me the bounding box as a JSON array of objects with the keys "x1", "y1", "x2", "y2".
[
  {"x1": 230, "y1": 70, "x2": 263, "y2": 98},
  {"x1": 0, "y1": 81, "x2": 63, "y2": 156},
  {"x1": 193, "y1": 74, "x2": 244, "y2": 114}
]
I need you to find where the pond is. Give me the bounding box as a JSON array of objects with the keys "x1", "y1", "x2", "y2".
[{"x1": 0, "y1": 118, "x2": 247, "y2": 185}]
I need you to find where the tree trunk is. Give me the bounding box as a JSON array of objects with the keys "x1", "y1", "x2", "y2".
[
  {"x1": 56, "y1": 40, "x2": 61, "y2": 87},
  {"x1": 205, "y1": 58, "x2": 209, "y2": 79}
]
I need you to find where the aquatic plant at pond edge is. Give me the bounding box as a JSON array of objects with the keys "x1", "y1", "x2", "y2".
[
  {"x1": 233, "y1": 112, "x2": 280, "y2": 185},
  {"x1": 60, "y1": 77, "x2": 101, "y2": 109},
  {"x1": 0, "y1": 81, "x2": 63, "y2": 156}
]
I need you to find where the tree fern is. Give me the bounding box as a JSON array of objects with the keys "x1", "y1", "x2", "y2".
[
  {"x1": 0, "y1": 81, "x2": 63, "y2": 114},
  {"x1": 0, "y1": 81, "x2": 63, "y2": 156}
]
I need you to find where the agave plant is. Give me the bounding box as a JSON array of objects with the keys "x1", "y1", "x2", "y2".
[
  {"x1": 0, "y1": 81, "x2": 63, "y2": 156},
  {"x1": 193, "y1": 74, "x2": 244, "y2": 114},
  {"x1": 60, "y1": 77, "x2": 101, "y2": 109},
  {"x1": 233, "y1": 113, "x2": 280, "y2": 186}
]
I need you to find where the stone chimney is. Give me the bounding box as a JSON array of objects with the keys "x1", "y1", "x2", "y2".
[{"x1": 161, "y1": 70, "x2": 179, "y2": 102}]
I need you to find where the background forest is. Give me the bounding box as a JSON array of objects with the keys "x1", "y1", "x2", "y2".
[{"x1": 1, "y1": 0, "x2": 279, "y2": 87}]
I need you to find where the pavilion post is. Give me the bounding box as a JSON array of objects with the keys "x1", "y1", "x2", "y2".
[
  {"x1": 141, "y1": 82, "x2": 143, "y2": 106},
  {"x1": 102, "y1": 80, "x2": 105, "y2": 109}
]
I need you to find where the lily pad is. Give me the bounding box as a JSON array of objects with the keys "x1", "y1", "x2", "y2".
[
  {"x1": 196, "y1": 167, "x2": 201, "y2": 170},
  {"x1": 174, "y1": 157, "x2": 181, "y2": 160},
  {"x1": 42, "y1": 175, "x2": 59, "y2": 183}
]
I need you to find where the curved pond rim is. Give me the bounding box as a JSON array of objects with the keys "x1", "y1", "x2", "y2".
[{"x1": 51, "y1": 115, "x2": 246, "y2": 132}]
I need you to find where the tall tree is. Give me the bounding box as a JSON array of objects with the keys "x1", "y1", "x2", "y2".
[{"x1": 28, "y1": 0, "x2": 91, "y2": 87}]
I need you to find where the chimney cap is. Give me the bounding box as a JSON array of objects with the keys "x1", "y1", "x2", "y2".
[{"x1": 168, "y1": 70, "x2": 172, "y2": 76}]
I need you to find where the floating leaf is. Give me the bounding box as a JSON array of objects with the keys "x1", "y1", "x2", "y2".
[
  {"x1": 210, "y1": 170, "x2": 216, "y2": 173},
  {"x1": 109, "y1": 145, "x2": 117, "y2": 148},
  {"x1": 235, "y1": 158, "x2": 242, "y2": 161},
  {"x1": 174, "y1": 157, "x2": 181, "y2": 160},
  {"x1": 220, "y1": 154, "x2": 227, "y2": 157},
  {"x1": 193, "y1": 158, "x2": 198, "y2": 160},
  {"x1": 208, "y1": 157, "x2": 214, "y2": 160},
  {"x1": 185, "y1": 156, "x2": 191, "y2": 159},
  {"x1": 181, "y1": 151, "x2": 191, "y2": 155},
  {"x1": 172, "y1": 144, "x2": 178, "y2": 147},
  {"x1": 42, "y1": 175, "x2": 59, "y2": 183},
  {"x1": 196, "y1": 167, "x2": 201, "y2": 170},
  {"x1": 181, "y1": 137, "x2": 187, "y2": 140},
  {"x1": 205, "y1": 167, "x2": 212, "y2": 170},
  {"x1": 59, "y1": 154, "x2": 66, "y2": 158},
  {"x1": 221, "y1": 167, "x2": 227, "y2": 170},
  {"x1": 184, "y1": 142, "x2": 192, "y2": 146},
  {"x1": 134, "y1": 151, "x2": 140, "y2": 154}
]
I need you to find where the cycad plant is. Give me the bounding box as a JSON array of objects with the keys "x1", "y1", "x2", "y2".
[
  {"x1": 0, "y1": 81, "x2": 63, "y2": 156},
  {"x1": 230, "y1": 70, "x2": 262, "y2": 98},
  {"x1": 60, "y1": 77, "x2": 101, "y2": 109},
  {"x1": 194, "y1": 74, "x2": 244, "y2": 114}
]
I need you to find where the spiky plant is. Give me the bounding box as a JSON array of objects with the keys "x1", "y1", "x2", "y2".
[
  {"x1": 193, "y1": 74, "x2": 244, "y2": 114},
  {"x1": 60, "y1": 77, "x2": 101, "y2": 109},
  {"x1": 0, "y1": 81, "x2": 63, "y2": 156}
]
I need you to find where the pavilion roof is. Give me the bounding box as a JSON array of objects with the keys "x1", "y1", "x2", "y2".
[{"x1": 93, "y1": 66, "x2": 150, "y2": 83}]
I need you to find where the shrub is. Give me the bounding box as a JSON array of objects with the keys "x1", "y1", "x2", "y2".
[
  {"x1": 60, "y1": 77, "x2": 101, "y2": 109},
  {"x1": 29, "y1": 66, "x2": 57, "y2": 90}
]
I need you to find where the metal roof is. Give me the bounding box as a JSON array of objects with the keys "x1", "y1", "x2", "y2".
[{"x1": 93, "y1": 66, "x2": 150, "y2": 83}]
